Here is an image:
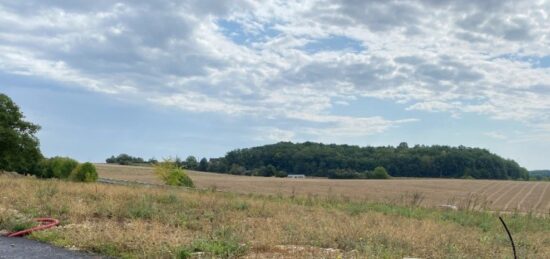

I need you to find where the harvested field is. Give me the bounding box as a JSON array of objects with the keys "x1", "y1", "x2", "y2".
[
  {"x1": 96, "y1": 164, "x2": 550, "y2": 215},
  {"x1": 1, "y1": 175, "x2": 549, "y2": 258}
]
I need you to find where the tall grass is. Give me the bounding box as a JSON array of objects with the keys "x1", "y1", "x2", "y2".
[{"x1": 0, "y1": 175, "x2": 548, "y2": 258}]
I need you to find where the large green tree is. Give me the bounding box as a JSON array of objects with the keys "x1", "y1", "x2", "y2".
[{"x1": 0, "y1": 93, "x2": 43, "y2": 174}]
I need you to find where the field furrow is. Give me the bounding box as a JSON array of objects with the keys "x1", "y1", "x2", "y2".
[
  {"x1": 474, "y1": 181, "x2": 496, "y2": 197},
  {"x1": 492, "y1": 183, "x2": 524, "y2": 210},
  {"x1": 502, "y1": 182, "x2": 530, "y2": 211},
  {"x1": 534, "y1": 183, "x2": 550, "y2": 210},
  {"x1": 516, "y1": 182, "x2": 540, "y2": 211},
  {"x1": 485, "y1": 182, "x2": 511, "y2": 202}
]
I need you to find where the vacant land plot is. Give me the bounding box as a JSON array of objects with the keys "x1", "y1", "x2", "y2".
[
  {"x1": 96, "y1": 164, "x2": 550, "y2": 214},
  {"x1": 0, "y1": 175, "x2": 549, "y2": 258}
]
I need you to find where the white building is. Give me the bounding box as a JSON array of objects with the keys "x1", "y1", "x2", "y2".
[{"x1": 287, "y1": 174, "x2": 306, "y2": 179}]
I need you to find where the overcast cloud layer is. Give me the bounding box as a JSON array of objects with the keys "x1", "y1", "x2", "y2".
[{"x1": 1, "y1": 1, "x2": 549, "y2": 168}]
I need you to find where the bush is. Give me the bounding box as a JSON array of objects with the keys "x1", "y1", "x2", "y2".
[
  {"x1": 260, "y1": 165, "x2": 277, "y2": 177},
  {"x1": 39, "y1": 157, "x2": 79, "y2": 179},
  {"x1": 155, "y1": 160, "x2": 194, "y2": 187},
  {"x1": 367, "y1": 166, "x2": 390, "y2": 179},
  {"x1": 328, "y1": 169, "x2": 363, "y2": 179},
  {"x1": 229, "y1": 164, "x2": 246, "y2": 175},
  {"x1": 69, "y1": 162, "x2": 98, "y2": 182},
  {"x1": 274, "y1": 170, "x2": 288, "y2": 178}
]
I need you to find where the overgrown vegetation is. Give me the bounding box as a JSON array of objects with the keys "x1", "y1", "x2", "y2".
[
  {"x1": 0, "y1": 93, "x2": 43, "y2": 175},
  {"x1": 106, "y1": 153, "x2": 158, "y2": 165},
  {"x1": 35, "y1": 157, "x2": 98, "y2": 182},
  {"x1": 69, "y1": 162, "x2": 98, "y2": 182},
  {"x1": 327, "y1": 166, "x2": 391, "y2": 179},
  {"x1": 155, "y1": 160, "x2": 194, "y2": 187},
  {"x1": 205, "y1": 142, "x2": 529, "y2": 180},
  {"x1": 38, "y1": 157, "x2": 79, "y2": 179},
  {"x1": 0, "y1": 176, "x2": 548, "y2": 258},
  {"x1": 530, "y1": 170, "x2": 550, "y2": 181},
  {"x1": 0, "y1": 94, "x2": 96, "y2": 182}
]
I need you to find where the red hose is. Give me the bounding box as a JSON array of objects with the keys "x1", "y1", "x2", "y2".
[{"x1": 6, "y1": 218, "x2": 60, "y2": 237}]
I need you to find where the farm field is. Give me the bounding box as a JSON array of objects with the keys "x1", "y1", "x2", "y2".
[
  {"x1": 1, "y1": 175, "x2": 549, "y2": 258},
  {"x1": 96, "y1": 164, "x2": 550, "y2": 215}
]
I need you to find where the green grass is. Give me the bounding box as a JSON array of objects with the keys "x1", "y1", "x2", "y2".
[{"x1": 178, "y1": 227, "x2": 247, "y2": 258}]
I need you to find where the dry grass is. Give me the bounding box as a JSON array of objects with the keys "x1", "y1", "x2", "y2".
[
  {"x1": 1, "y1": 175, "x2": 549, "y2": 258},
  {"x1": 96, "y1": 164, "x2": 550, "y2": 214}
]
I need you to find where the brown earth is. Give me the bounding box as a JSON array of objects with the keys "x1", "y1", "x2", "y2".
[{"x1": 95, "y1": 163, "x2": 550, "y2": 214}]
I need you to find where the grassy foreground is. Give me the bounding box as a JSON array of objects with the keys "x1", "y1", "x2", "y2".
[{"x1": 0, "y1": 176, "x2": 549, "y2": 258}]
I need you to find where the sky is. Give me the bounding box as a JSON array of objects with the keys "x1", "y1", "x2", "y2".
[{"x1": 1, "y1": 1, "x2": 549, "y2": 170}]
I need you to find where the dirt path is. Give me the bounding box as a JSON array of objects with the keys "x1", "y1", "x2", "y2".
[{"x1": 0, "y1": 236, "x2": 105, "y2": 259}]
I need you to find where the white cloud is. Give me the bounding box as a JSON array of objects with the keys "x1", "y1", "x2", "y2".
[
  {"x1": 484, "y1": 131, "x2": 507, "y2": 140},
  {"x1": 1, "y1": 0, "x2": 550, "y2": 140},
  {"x1": 253, "y1": 127, "x2": 295, "y2": 142}
]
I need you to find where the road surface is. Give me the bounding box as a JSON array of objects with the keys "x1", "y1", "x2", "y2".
[{"x1": 0, "y1": 236, "x2": 105, "y2": 259}]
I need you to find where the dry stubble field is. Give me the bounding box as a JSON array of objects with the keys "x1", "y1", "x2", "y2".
[
  {"x1": 1, "y1": 174, "x2": 549, "y2": 258},
  {"x1": 96, "y1": 164, "x2": 550, "y2": 215}
]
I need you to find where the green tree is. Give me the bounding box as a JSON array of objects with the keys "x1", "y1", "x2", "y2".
[
  {"x1": 260, "y1": 164, "x2": 277, "y2": 177},
  {"x1": 368, "y1": 166, "x2": 390, "y2": 179},
  {"x1": 229, "y1": 164, "x2": 246, "y2": 175},
  {"x1": 185, "y1": 156, "x2": 198, "y2": 170},
  {"x1": 0, "y1": 93, "x2": 43, "y2": 174},
  {"x1": 198, "y1": 157, "x2": 208, "y2": 171},
  {"x1": 274, "y1": 170, "x2": 288, "y2": 178},
  {"x1": 69, "y1": 162, "x2": 98, "y2": 182},
  {"x1": 41, "y1": 157, "x2": 79, "y2": 179}
]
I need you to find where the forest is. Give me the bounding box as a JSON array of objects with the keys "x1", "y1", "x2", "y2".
[
  {"x1": 529, "y1": 170, "x2": 550, "y2": 181},
  {"x1": 206, "y1": 142, "x2": 529, "y2": 180}
]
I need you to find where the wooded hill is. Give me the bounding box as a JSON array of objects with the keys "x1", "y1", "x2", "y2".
[
  {"x1": 530, "y1": 170, "x2": 550, "y2": 180},
  {"x1": 209, "y1": 142, "x2": 529, "y2": 180}
]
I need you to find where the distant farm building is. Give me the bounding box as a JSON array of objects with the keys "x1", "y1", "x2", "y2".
[{"x1": 287, "y1": 174, "x2": 305, "y2": 179}]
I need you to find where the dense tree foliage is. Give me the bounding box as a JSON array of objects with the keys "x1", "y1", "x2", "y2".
[
  {"x1": 530, "y1": 170, "x2": 550, "y2": 181},
  {"x1": 369, "y1": 166, "x2": 390, "y2": 179},
  {"x1": 38, "y1": 157, "x2": 78, "y2": 179},
  {"x1": 70, "y1": 162, "x2": 98, "y2": 182},
  {"x1": 198, "y1": 158, "x2": 208, "y2": 171},
  {"x1": 0, "y1": 93, "x2": 43, "y2": 174},
  {"x1": 35, "y1": 157, "x2": 97, "y2": 182},
  {"x1": 106, "y1": 153, "x2": 156, "y2": 165},
  {"x1": 185, "y1": 156, "x2": 198, "y2": 170},
  {"x1": 206, "y1": 142, "x2": 529, "y2": 180}
]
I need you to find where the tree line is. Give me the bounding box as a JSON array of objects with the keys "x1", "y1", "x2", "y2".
[
  {"x1": 106, "y1": 153, "x2": 158, "y2": 165},
  {"x1": 0, "y1": 93, "x2": 97, "y2": 182},
  {"x1": 529, "y1": 170, "x2": 550, "y2": 181},
  {"x1": 204, "y1": 142, "x2": 529, "y2": 180}
]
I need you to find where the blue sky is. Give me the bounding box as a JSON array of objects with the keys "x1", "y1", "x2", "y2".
[{"x1": 1, "y1": 1, "x2": 549, "y2": 169}]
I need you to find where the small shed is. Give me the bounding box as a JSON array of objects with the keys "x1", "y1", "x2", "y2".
[{"x1": 287, "y1": 174, "x2": 306, "y2": 179}]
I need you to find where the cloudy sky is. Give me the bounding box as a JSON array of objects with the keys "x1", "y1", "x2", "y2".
[{"x1": 1, "y1": 0, "x2": 549, "y2": 169}]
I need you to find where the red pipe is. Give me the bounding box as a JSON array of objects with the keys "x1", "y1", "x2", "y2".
[{"x1": 6, "y1": 218, "x2": 60, "y2": 237}]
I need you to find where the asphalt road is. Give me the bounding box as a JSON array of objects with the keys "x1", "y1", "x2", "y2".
[{"x1": 0, "y1": 236, "x2": 106, "y2": 259}]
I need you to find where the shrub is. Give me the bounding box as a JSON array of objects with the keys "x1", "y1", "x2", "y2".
[
  {"x1": 274, "y1": 170, "x2": 288, "y2": 178},
  {"x1": 69, "y1": 162, "x2": 98, "y2": 182},
  {"x1": 41, "y1": 157, "x2": 79, "y2": 179},
  {"x1": 328, "y1": 169, "x2": 363, "y2": 179},
  {"x1": 368, "y1": 166, "x2": 390, "y2": 179},
  {"x1": 259, "y1": 165, "x2": 277, "y2": 177},
  {"x1": 155, "y1": 160, "x2": 194, "y2": 187},
  {"x1": 229, "y1": 164, "x2": 246, "y2": 175}
]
